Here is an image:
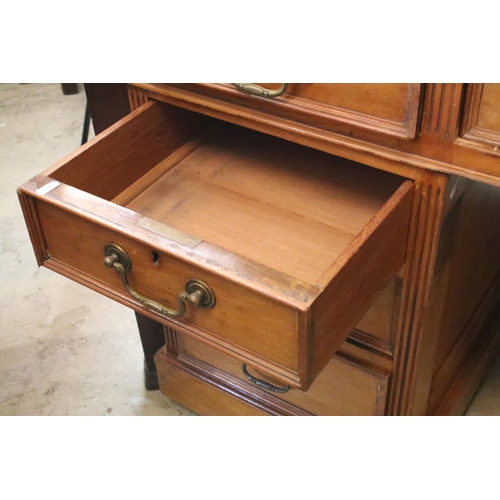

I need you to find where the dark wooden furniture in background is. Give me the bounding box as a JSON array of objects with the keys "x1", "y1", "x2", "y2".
[{"x1": 18, "y1": 83, "x2": 500, "y2": 415}]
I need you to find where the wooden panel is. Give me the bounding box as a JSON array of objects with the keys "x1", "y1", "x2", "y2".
[
  {"x1": 162, "y1": 126, "x2": 402, "y2": 233},
  {"x1": 428, "y1": 273, "x2": 500, "y2": 415},
  {"x1": 155, "y1": 352, "x2": 268, "y2": 416},
  {"x1": 388, "y1": 171, "x2": 448, "y2": 415},
  {"x1": 434, "y1": 181, "x2": 500, "y2": 371},
  {"x1": 431, "y1": 306, "x2": 500, "y2": 416},
  {"x1": 421, "y1": 180, "x2": 500, "y2": 414},
  {"x1": 20, "y1": 175, "x2": 319, "y2": 306},
  {"x1": 162, "y1": 83, "x2": 423, "y2": 139},
  {"x1": 180, "y1": 335, "x2": 389, "y2": 416},
  {"x1": 284, "y1": 84, "x2": 416, "y2": 122},
  {"x1": 310, "y1": 181, "x2": 413, "y2": 382},
  {"x1": 422, "y1": 83, "x2": 462, "y2": 140},
  {"x1": 127, "y1": 85, "x2": 149, "y2": 111},
  {"x1": 461, "y1": 84, "x2": 500, "y2": 149},
  {"x1": 17, "y1": 191, "x2": 49, "y2": 266},
  {"x1": 476, "y1": 85, "x2": 500, "y2": 132},
  {"x1": 127, "y1": 125, "x2": 404, "y2": 284},
  {"x1": 130, "y1": 83, "x2": 500, "y2": 189},
  {"x1": 33, "y1": 200, "x2": 301, "y2": 375},
  {"x1": 128, "y1": 172, "x2": 353, "y2": 284},
  {"x1": 111, "y1": 125, "x2": 221, "y2": 206},
  {"x1": 46, "y1": 100, "x2": 215, "y2": 201},
  {"x1": 140, "y1": 84, "x2": 421, "y2": 181}
]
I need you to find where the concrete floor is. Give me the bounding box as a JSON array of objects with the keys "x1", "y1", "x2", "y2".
[
  {"x1": 1, "y1": 83, "x2": 499, "y2": 416},
  {"x1": 0, "y1": 83, "x2": 192, "y2": 416}
]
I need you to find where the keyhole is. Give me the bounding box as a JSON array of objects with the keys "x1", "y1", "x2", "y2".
[{"x1": 151, "y1": 251, "x2": 160, "y2": 267}]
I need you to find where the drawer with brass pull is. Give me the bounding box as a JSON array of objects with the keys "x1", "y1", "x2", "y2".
[
  {"x1": 18, "y1": 99, "x2": 413, "y2": 390},
  {"x1": 156, "y1": 334, "x2": 390, "y2": 416},
  {"x1": 141, "y1": 83, "x2": 423, "y2": 141}
]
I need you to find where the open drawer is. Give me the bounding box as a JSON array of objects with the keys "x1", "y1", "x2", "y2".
[{"x1": 18, "y1": 100, "x2": 413, "y2": 390}]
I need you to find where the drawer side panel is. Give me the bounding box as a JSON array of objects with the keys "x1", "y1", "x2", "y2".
[
  {"x1": 310, "y1": 181, "x2": 414, "y2": 382},
  {"x1": 47, "y1": 101, "x2": 215, "y2": 201}
]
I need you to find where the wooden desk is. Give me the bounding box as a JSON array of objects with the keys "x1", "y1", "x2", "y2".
[{"x1": 19, "y1": 83, "x2": 500, "y2": 415}]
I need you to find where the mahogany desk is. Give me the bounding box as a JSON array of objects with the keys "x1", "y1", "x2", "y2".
[{"x1": 19, "y1": 83, "x2": 500, "y2": 415}]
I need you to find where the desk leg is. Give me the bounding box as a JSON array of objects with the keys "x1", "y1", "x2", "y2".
[{"x1": 135, "y1": 312, "x2": 165, "y2": 390}]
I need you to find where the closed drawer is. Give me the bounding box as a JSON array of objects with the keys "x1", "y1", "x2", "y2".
[
  {"x1": 461, "y1": 84, "x2": 500, "y2": 150},
  {"x1": 157, "y1": 335, "x2": 389, "y2": 416},
  {"x1": 153, "y1": 83, "x2": 423, "y2": 140},
  {"x1": 18, "y1": 99, "x2": 413, "y2": 390},
  {"x1": 155, "y1": 351, "x2": 268, "y2": 416}
]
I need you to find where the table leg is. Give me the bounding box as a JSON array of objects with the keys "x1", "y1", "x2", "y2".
[{"x1": 135, "y1": 312, "x2": 166, "y2": 390}]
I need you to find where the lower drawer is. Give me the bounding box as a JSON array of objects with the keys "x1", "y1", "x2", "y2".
[
  {"x1": 156, "y1": 335, "x2": 390, "y2": 416},
  {"x1": 155, "y1": 355, "x2": 268, "y2": 416}
]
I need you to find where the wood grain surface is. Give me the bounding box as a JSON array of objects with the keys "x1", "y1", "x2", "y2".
[
  {"x1": 135, "y1": 83, "x2": 500, "y2": 188},
  {"x1": 180, "y1": 334, "x2": 389, "y2": 416},
  {"x1": 19, "y1": 83, "x2": 500, "y2": 415},
  {"x1": 127, "y1": 124, "x2": 404, "y2": 284},
  {"x1": 158, "y1": 83, "x2": 422, "y2": 139}
]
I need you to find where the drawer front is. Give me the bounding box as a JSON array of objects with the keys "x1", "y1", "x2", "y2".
[
  {"x1": 32, "y1": 197, "x2": 301, "y2": 375},
  {"x1": 18, "y1": 99, "x2": 412, "y2": 390},
  {"x1": 174, "y1": 335, "x2": 389, "y2": 416},
  {"x1": 156, "y1": 83, "x2": 423, "y2": 140},
  {"x1": 155, "y1": 352, "x2": 269, "y2": 416},
  {"x1": 461, "y1": 84, "x2": 500, "y2": 150}
]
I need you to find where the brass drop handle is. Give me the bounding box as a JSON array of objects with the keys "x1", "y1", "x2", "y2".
[
  {"x1": 241, "y1": 364, "x2": 290, "y2": 393},
  {"x1": 232, "y1": 83, "x2": 288, "y2": 98},
  {"x1": 104, "y1": 243, "x2": 215, "y2": 318}
]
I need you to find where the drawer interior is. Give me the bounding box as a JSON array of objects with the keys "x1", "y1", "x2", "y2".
[{"x1": 48, "y1": 100, "x2": 407, "y2": 289}]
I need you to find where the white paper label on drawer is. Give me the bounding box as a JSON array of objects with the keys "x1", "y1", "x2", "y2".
[
  {"x1": 136, "y1": 217, "x2": 202, "y2": 248},
  {"x1": 36, "y1": 180, "x2": 60, "y2": 195}
]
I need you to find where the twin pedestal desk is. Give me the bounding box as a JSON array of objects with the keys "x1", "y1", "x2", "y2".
[{"x1": 18, "y1": 83, "x2": 500, "y2": 415}]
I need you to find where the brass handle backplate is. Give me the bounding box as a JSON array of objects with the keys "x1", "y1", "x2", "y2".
[
  {"x1": 241, "y1": 364, "x2": 290, "y2": 393},
  {"x1": 232, "y1": 83, "x2": 288, "y2": 98},
  {"x1": 104, "y1": 243, "x2": 215, "y2": 318}
]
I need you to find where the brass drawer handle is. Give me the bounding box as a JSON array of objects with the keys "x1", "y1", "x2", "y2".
[
  {"x1": 241, "y1": 364, "x2": 290, "y2": 393},
  {"x1": 103, "y1": 243, "x2": 215, "y2": 318},
  {"x1": 232, "y1": 83, "x2": 288, "y2": 98}
]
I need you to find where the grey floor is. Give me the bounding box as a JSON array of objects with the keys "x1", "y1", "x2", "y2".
[{"x1": 1, "y1": 83, "x2": 499, "y2": 416}]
